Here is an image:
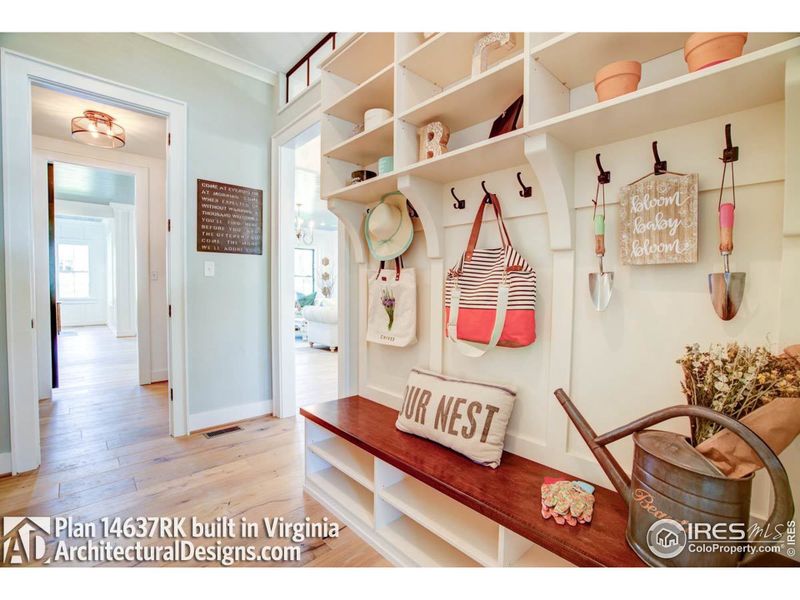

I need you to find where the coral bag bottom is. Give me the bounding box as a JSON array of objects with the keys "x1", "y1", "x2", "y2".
[{"x1": 445, "y1": 306, "x2": 536, "y2": 348}]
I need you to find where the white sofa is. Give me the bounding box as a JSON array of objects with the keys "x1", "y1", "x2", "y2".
[{"x1": 302, "y1": 302, "x2": 338, "y2": 350}]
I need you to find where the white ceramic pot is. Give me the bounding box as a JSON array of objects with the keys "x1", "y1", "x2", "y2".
[{"x1": 364, "y1": 108, "x2": 392, "y2": 131}]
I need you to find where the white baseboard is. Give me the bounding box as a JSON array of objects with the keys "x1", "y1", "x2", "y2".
[
  {"x1": 150, "y1": 369, "x2": 168, "y2": 383},
  {"x1": 188, "y1": 400, "x2": 273, "y2": 432},
  {"x1": 0, "y1": 452, "x2": 11, "y2": 476}
]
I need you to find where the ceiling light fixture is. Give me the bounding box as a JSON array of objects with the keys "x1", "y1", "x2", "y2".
[{"x1": 71, "y1": 110, "x2": 126, "y2": 149}]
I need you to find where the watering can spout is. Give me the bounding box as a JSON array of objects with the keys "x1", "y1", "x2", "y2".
[{"x1": 554, "y1": 389, "x2": 632, "y2": 501}]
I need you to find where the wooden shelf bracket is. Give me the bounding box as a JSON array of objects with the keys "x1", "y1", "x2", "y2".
[{"x1": 397, "y1": 174, "x2": 444, "y2": 259}]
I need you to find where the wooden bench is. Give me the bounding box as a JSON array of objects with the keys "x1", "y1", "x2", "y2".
[{"x1": 301, "y1": 395, "x2": 644, "y2": 567}]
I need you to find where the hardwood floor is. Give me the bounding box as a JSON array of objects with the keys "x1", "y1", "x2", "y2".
[
  {"x1": 295, "y1": 341, "x2": 338, "y2": 408},
  {"x1": 0, "y1": 326, "x2": 389, "y2": 567}
]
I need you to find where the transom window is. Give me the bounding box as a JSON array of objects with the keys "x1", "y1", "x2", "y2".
[{"x1": 286, "y1": 33, "x2": 337, "y2": 104}]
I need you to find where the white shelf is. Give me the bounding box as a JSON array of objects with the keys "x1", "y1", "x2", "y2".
[
  {"x1": 325, "y1": 171, "x2": 399, "y2": 203},
  {"x1": 324, "y1": 64, "x2": 394, "y2": 123},
  {"x1": 399, "y1": 53, "x2": 524, "y2": 130},
  {"x1": 378, "y1": 516, "x2": 480, "y2": 567},
  {"x1": 324, "y1": 118, "x2": 393, "y2": 165},
  {"x1": 380, "y1": 477, "x2": 499, "y2": 566},
  {"x1": 528, "y1": 37, "x2": 800, "y2": 150},
  {"x1": 400, "y1": 32, "x2": 523, "y2": 88},
  {"x1": 307, "y1": 467, "x2": 373, "y2": 526},
  {"x1": 308, "y1": 437, "x2": 374, "y2": 491},
  {"x1": 321, "y1": 32, "x2": 395, "y2": 85},
  {"x1": 531, "y1": 32, "x2": 797, "y2": 89}
]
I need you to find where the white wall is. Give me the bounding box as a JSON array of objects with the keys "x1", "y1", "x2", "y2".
[
  {"x1": 55, "y1": 215, "x2": 109, "y2": 327},
  {"x1": 360, "y1": 100, "x2": 797, "y2": 519}
]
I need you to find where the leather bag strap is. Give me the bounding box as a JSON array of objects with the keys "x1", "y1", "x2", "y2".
[
  {"x1": 465, "y1": 194, "x2": 510, "y2": 262},
  {"x1": 376, "y1": 257, "x2": 403, "y2": 281}
]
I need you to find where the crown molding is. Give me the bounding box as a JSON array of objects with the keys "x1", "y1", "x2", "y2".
[{"x1": 137, "y1": 33, "x2": 278, "y2": 85}]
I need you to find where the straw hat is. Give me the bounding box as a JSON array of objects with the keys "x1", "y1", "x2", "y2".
[{"x1": 364, "y1": 191, "x2": 413, "y2": 261}]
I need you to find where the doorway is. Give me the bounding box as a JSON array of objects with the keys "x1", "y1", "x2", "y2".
[
  {"x1": 272, "y1": 111, "x2": 353, "y2": 417},
  {"x1": 2, "y1": 49, "x2": 189, "y2": 474},
  {"x1": 46, "y1": 161, "x2": 141, "y2": 396}
]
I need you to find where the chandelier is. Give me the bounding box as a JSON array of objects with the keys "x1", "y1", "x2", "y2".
[{"x1": 71, "y1": 110, "x2": 126, "y2": 149}]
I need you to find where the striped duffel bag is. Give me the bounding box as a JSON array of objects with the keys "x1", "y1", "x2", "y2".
[{"x1": 445, "y1": 193, "x2": 536, "y2": 357}]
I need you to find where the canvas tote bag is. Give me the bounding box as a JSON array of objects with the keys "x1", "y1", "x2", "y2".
[
  {"x1": 367, "y1": 257, "x2": 417, "y2": 347},
  {"x1": 445, "y1": 194, "x2": 536, "y2": 357}
]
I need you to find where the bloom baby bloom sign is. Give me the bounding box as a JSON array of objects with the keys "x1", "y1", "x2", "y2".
[{"x1": 619, "y1": 173, "x2": 698, "y2": 265}]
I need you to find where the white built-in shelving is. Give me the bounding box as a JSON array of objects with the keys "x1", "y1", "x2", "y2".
[
  {"x1": 303, "y1": 420, "x2": 569, "y2": 567},
  {"x1": 319, "y1": 31, "x2": 800, "y2": 204}
]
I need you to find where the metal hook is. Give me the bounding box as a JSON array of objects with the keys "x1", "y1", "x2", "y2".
[
  {"x1": 451, "y1": 187, "x2": 465, "y2": 210},
  {"x1": 652, "y1": 141, "x2": 667, "y2": 175},
  {"x1": 721, "y1": 123, "x2": 739, "y2": 163},
  {"x1": 516, "y1": 172, "x2": 532, "y2": 198},
  {"x1": 595, "y1": 153, "x2": 611, "y2": 184},
  {"x1": 481, "y1": 180, "x2": 492, "y2": 204}
]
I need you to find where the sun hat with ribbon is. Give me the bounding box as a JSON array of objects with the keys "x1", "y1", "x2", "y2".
[{"x1": 364, "y1": 191, "x2": 413, "y2": 261}]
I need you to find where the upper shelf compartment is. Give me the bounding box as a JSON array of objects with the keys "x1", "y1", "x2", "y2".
[
  {"x1": 531, "y1": 37, "x2": 800, "y2": 150},
  {"x1": 531, "y1": 32, "x2": 797, "y2": 92},
  {"x1": 324, "y1": 64, "x2": 394, "y2": 123},
  {"x1": 399, "y1": 53, "x2": 524, "y2": 131},
  {"x1": 321, "y1": 32, "x2": 395, "y2": 85},
  {"x1": 400, "y1": 32, "x2": 523, "y2": 89}
]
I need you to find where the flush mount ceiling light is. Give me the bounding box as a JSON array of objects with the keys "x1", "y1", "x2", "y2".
[{"x1": 71, "y1": 110, "x2": 126, "y2": 149}]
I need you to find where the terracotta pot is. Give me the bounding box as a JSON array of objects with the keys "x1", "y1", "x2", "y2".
[
  {"x1": 594, "y1": 60, "x2": 642, "y2": 102},
  {"x1": 684, "y1": 33, "x2": 748, "y2": 72}
]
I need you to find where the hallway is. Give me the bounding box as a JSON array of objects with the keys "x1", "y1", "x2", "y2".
[{"x1": 0, "y1": 326, "x2": 387, "y2": 567}]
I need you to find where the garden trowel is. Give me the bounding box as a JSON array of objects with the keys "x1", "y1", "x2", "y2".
[
  {"x1": 709, "y1": 203, "x2": 745, "y2": 320},
  {"x1": 589, "y1": 155, "x2": 613, "y2": 311},
  {"x1": 589, "y1": 217, "x2": 614, "y2": 311},
  {"x1": 708, "y1": 124, "x2": 745, "y2": 321}
]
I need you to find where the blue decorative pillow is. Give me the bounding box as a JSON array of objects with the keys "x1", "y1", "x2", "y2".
[{"x1": 297, "y1": 292, "x2": 317, "y2": 308}]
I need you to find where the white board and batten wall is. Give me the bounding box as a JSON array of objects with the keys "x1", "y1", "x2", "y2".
[{"x1": 318, "y1": 33, "x2": 800, "y2": 523}]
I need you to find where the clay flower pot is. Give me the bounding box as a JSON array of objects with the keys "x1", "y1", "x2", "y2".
[
  {"x1": 594, "y1": 60, "x2": 642, "y2": 102},
  {"x1": 684, "y1": 33, "x2": 748, "y2": 72}
]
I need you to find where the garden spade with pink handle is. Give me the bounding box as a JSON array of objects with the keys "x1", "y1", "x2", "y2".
[{"x1": 708, "y1": 124, "x2": 745, "y2": 321}]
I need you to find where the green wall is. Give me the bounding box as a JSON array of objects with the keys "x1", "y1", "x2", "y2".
[{"x1": 0, "y1": 33, "x2": 275, "y2": 454}]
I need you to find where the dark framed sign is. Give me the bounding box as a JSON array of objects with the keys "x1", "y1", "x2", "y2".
[{"x1": 197, "y1": 179, "x2": 263, "y2": 255}]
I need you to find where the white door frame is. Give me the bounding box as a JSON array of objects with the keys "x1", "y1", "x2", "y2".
[
  {"x1": 1, "y1": 48, "x2": 190, "y2": 474},
  {"x1": 32, "y1": 147, "x2": 153, "y2": 393},
  {"x1": 270, "y1": 103, "x2": 354, "y2": 417}
]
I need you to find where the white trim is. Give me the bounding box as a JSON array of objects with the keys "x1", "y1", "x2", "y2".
[
  {"x1": 151, "y1": 368, "x2": 168, "y2": 383},
  {"x1": 271, "y1": 101, "x2": 354, "y2": 418},
  {"x1": 137, "y1": 33, "x2": 277, "y2": 86},
  {"x1": 1, "y1": 48, "x2": 190, "y2": 475},
  {"x1": 188, "y1": 400, "x2": 273, "y2": 432},
  {"x1": 0, "y1": 452, "x2": 11, "y2": 475}
]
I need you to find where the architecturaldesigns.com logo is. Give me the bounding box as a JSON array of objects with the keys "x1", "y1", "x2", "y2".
[{"x1": 2, "y1": 516, "x2": 52, "y2": 565}]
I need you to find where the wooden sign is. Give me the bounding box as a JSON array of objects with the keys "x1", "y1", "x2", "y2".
[
  {"x1": 618, "y1": 173, "x2": 698, "y2": 265},
  {"x1": 197, "y1": 179, "x2": 263, "y2": 255}
]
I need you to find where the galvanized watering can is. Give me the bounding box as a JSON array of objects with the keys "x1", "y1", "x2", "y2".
[{"x1": 555, "y1": 389, "x2": 794, "y2": 567}]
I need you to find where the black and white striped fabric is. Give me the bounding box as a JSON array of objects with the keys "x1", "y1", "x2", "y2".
[{"x1": 445, "y1": 246, "x2": 537, "y2": 310}]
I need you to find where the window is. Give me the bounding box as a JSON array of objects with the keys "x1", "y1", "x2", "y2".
[
  {"x1": 57, "y1": 243, "x2": 91, "y2": 299},
  {"x1": 285, "y1": 33, "x2": 336, "y2": 104},
  {"x1": 294, "y1": 248, "x2": 315, "y2": 297}
]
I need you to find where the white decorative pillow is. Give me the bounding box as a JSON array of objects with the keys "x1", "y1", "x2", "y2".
[{"x1": 395, "y1": 368, "x2": 517, "y2": 468}]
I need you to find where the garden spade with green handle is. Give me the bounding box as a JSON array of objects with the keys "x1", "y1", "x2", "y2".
[{"x1": 589, "y1": 155, "x2": 613, "y2": 311}]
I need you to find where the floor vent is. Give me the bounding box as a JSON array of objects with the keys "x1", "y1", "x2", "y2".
[{"x1": 204, "y1": 425, "x2": 242, "y2": 438}]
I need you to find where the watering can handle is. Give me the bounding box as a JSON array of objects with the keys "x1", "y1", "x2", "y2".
[{"x1": 595, "y1": 404, "x2": 794, "y2": 564}]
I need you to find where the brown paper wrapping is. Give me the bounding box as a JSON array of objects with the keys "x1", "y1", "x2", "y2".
[{"x1": 696, "y1": 346, "x2": 800, "y2": 478}]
